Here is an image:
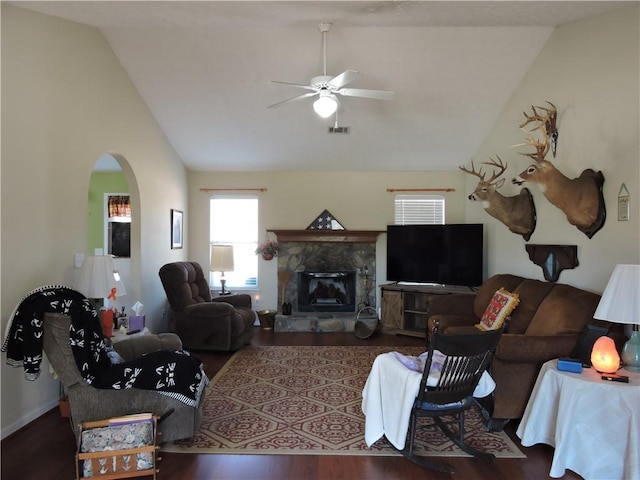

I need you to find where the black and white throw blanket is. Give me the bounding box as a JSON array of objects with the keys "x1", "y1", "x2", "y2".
[{"x1": 2, "y1": 285, "x2": 208, "y2": 407}]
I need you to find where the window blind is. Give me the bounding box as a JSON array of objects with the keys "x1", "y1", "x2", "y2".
[{"x1": 394, "y1": 195, "x2": 445, "y2": 225}]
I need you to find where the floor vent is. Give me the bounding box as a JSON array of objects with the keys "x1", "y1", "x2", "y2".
[{"x1": 328, "y1": 126, "x2": 350, "y2": 134}]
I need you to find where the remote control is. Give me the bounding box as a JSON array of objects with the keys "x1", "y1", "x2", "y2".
[{"x1": 601, "y1": 374, "x2": 629, "y2": 383}]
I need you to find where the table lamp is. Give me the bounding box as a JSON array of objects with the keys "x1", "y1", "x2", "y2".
[
  {"x1": 76, "y1": 255, "x2": 127, "y2": 336},
  {"x1": 593, "y1": 264, "x2": 640, "y2": 373},
  {"x1": 210, "y1": 245, "x2": 234, "y2": 296}
]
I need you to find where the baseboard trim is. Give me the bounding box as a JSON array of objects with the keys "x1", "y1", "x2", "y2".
[{"x1": 1, "y1": 398, "x2": 58, "y2": 440}]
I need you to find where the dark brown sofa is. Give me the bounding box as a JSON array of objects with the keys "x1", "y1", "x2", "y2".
[
  {"x1": 427, "y1": 273, "x2": 612, "y2": 429},
  {"x1": 159, "y1": 261, "x2": 255, "y2": 351}
]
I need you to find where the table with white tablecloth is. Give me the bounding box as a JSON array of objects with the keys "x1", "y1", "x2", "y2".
[{"x1": 517, "y1": 359, "x2": 640, "y2": 480}]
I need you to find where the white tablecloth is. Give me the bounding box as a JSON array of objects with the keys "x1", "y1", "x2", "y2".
[
  {"x1": 361, "y1": 352, "x2": 495, "y2": 450},
  {"x1": 517, "y1": 360, "x2": 640, "y2": 480}
]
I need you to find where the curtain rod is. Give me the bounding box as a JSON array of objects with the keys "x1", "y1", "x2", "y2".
[
  {"x1": 386, "y1": 188, "x2": 455, "y2": 193},
  {"x1": 200, "y1": 188, "x2": 267, "y2": 193}
]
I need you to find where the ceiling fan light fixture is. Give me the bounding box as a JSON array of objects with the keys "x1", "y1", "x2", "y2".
[
  {"x1": 267, "y1": 22, "x2": 393, "y2": 115},
  {"x1": 313, "y1": 93, "x2": 338, "y2": 118}
]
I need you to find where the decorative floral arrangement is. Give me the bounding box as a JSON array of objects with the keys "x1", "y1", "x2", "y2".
[{"x1": 255, "y1": 241, "x2": 279, "y2": 260}]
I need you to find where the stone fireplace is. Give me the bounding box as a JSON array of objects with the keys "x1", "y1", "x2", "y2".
[{"x1": 273, "y1": 230, "x2": 380, "y2": 322}]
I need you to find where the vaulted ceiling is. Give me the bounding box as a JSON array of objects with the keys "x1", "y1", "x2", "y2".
[{"x1": 11, "y1": 1, "x2": 631, "y2": 171}]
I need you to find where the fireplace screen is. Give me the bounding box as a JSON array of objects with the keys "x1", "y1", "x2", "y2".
[{"x1": 297, "y1": 271, "x2": 356, "y2": 313}]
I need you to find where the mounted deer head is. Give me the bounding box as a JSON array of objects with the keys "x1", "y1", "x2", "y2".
[
  {"x1": 512, "y1": 104, "x2": 605, "y2": 238},
  {"x1": 460, "y1": 156, "x2": 536, "y2": 241}
]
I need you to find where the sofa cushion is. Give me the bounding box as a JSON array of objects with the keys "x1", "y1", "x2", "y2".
[
  {"x1": 509, "y1": 279, "x2": 555, "y2": 334},
  {"x1": 476, "y1": 288, "x2": 520, "y2": 331},
  {"x1": 428, "y1": 313, "x2": 479, "y2": 333},
  {"x1": 526, "y1": 284, "x2": 600, "y2": 336},
  {"x1": 113, "y1": 333, "x2": 183, "y2": 362},
  {"x1": 443, "y1": 325, "x2": 482, "y2": 335}
]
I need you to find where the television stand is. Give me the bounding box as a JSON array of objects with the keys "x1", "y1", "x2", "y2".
[{"x1": 380, "y1": 283, "x2": 475, "y2": 338}]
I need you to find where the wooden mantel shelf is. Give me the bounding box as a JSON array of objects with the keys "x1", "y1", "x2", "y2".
[{"x1": 268, "y1": 229, "x2": 384, "y2": 243}]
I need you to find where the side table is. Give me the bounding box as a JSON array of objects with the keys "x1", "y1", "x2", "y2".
[{"x1": 517, "y1": 359, "x2": 640, "y2": 479}]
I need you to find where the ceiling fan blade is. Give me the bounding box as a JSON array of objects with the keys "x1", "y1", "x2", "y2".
[
  {"x1": 338, "y1": 88, "x2": 394, "y2": 100},
  {"x1": 269, "y1": 80, "x2": 317, "y2": 92},
  {"x1": 267, "y1": 91, "x2": 319, "y2": 109},
  {"x1": 328, "y1": 70, "x2": 359, "y2": 89}
]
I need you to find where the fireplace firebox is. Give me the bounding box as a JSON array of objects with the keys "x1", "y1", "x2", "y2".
[{"x1": 297, "y1": 271, "x2": 356, "y2": 313}]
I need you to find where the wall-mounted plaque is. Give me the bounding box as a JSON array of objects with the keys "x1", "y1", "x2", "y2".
[{"x1": 618, "y1": 183, "x2": 630, "y2": 221}]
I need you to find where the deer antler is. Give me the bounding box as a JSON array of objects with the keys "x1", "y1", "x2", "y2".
[
  {"x1": 459, "y1": 161, "x2": 486, "y2": 181},
  {"x1": 540, "y1": 101, "x2": 557, "y2": 136},
  {"x1": 515, "y1": 127, "x2": 550, "y2": 162},
  {"x1": 518, "y1": 101, "x2": 558, "y2": 157},
  {"x1": 481, "y1": 155, "x2": 507, "y2": 183},
  {"x1": 519, "y1": 102, "x2": 557, "y2": 133}
]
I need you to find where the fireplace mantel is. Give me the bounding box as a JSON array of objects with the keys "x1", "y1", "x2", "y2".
[{"x1": 268, "y1": 229, "x2": 383, "y2": 243}]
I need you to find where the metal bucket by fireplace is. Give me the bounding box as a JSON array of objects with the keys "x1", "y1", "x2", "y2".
[{"x1": 354, "y1": 306, "x2": 381, "y2": 340}]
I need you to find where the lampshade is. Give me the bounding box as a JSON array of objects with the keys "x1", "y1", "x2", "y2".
[
  {"x1": 76, "y1": 255, "x2": 126, "y2": 300},
  {"x1": 313, "y1": 92, "x2": 338, "y2": 118},
  {"x1": 594, "y1": 264, "x2": 640, "y2": 372},
  {"x1": 594, "y1": 265, "x2": 640, "y2": 325},
  {"x1": 210, "y1": 245, "x2": 234, "y2": 273}
]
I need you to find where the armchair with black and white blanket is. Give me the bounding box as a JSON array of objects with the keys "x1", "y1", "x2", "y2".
[{"x1": 2, "y1": 285, "x2": 208, "y2": 408}]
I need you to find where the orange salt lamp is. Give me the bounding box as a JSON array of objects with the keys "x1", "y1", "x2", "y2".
[{"x1": 591, "y1": 336, "x2": 620, "y2": 374}]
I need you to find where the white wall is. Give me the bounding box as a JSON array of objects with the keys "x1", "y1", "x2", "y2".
[
  {"x1": 188, "y1": 170, "x2": 467, "y2": 311},
  {"x1": 467, "y1": 5, "x2": 640, "y2": 292},
  {"x1": 1, "y1": 6, "x2": 188, "y2": 437}
]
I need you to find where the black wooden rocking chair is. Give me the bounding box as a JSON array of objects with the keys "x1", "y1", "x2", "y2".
[{"x1": 402, "y1": 324, "x2": 504, "y2": 473}]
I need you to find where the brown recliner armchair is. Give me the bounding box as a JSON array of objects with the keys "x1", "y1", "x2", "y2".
[
  {"x1": 159, "y1": 261, "x2": 255, "y2": 351},
  {"x1": 427, "y1": 273, "x2": 612, "y2": 430}
]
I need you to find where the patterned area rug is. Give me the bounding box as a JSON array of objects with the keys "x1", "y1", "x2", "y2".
[{"x1": 162, "y1": 346, "x2": 525, "y2": 458}]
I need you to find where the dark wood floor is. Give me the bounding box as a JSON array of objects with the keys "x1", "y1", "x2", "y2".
[{"x1": 2, "y1": 328, "x2": 581, "y2": 480}]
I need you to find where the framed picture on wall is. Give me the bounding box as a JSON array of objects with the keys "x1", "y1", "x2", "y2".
[{"x1": 171, "y1": 209, "x2": 183, "y2": 249}]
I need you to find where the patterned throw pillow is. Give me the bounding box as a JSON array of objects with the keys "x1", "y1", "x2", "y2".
[{"x1": 476, "y1": 288, "x2": 520, "y2": 331}]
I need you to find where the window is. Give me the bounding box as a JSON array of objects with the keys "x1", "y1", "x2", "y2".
[
  {"x1": 210, "y1": 197, "x2": 258, "y2": 289},
  {"x1": 394, "y1": 195, "x2": 445, "y2": 225},
  {"x1": 105, "y1": 194, "x2": 131, "y2": 257}
]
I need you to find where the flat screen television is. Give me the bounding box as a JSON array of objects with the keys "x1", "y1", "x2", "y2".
[{"x1": 386, "y1": 224, "x2": 484, "y2": 287}]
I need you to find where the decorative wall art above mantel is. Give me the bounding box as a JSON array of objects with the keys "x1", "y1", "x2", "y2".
[
  {"x1": 269, "y1": 209, "x2": 383, "y2": 242},
  {"x1": 269, "y1": 230, "x2": 382, "y2": 243},
  {"x1": 307, "y1": 209, "x2": 345, "y2": 230}
]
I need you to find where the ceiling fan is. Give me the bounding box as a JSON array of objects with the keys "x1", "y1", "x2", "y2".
[{"x1": 267, "y1": 23, "x2": 394, "y2": 118}]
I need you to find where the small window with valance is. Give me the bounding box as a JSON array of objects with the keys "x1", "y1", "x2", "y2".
[{"x1": 108, "y1": 195, "x2": 131, "y2": 221}]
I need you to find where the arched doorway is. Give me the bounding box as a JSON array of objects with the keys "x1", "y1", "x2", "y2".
[{"x1": 87, "y1": 153, "x2": 141, "y2": 312}]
